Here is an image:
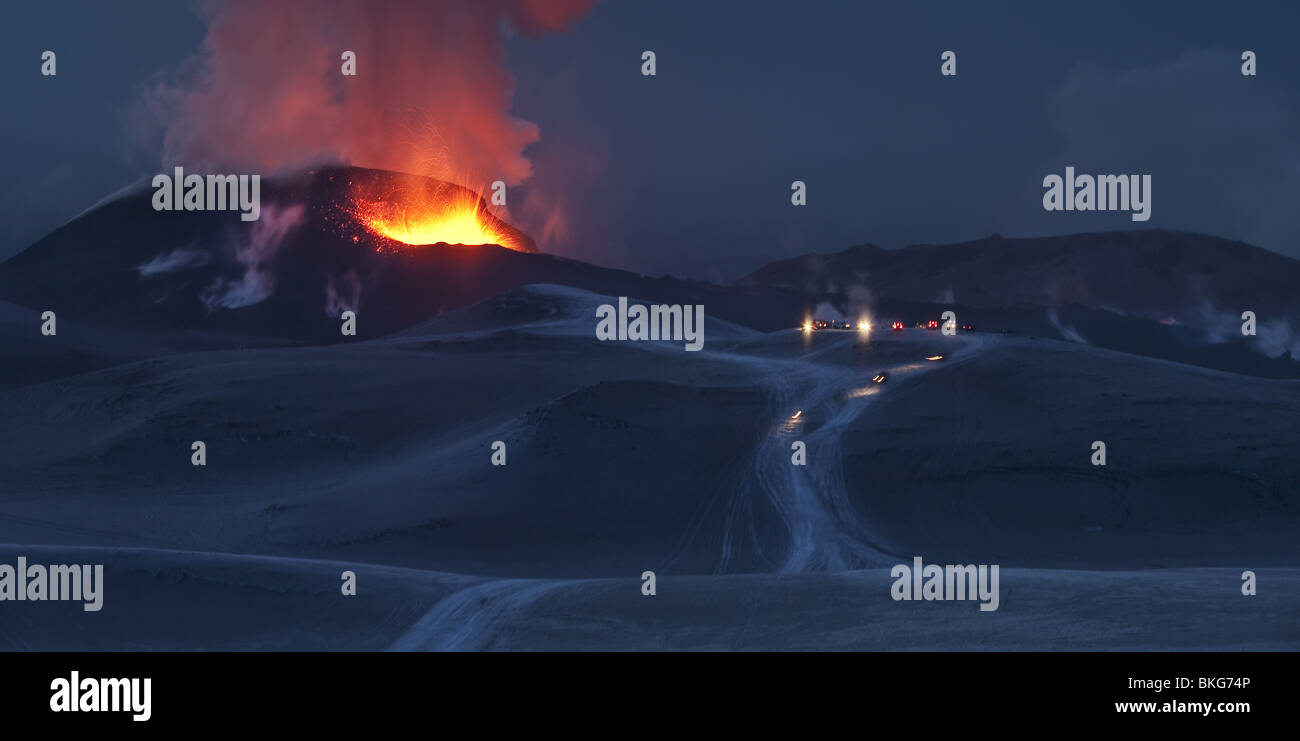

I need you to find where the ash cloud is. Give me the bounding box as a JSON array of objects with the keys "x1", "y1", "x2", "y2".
[
  {"x1": 811, "y1": 301, "x2": 843, "y2": 321},
  {"x1": 843, "y1": 283, "x2": 876, "y2": 320},
  {"x1": 201, "y1": 204, "x2": 306, "y2": 310},
  {"x1": 137, "y1": 244, "x2": 211, "y2": 277},
  {"x1": 145, "y1": 0, "x2": 595, "y2": 190},
  {"x1": 1047, "y1": 306, "x2": 1088, "y2": 345},
  {"x1": 325, "y1": 270, "x2": 363, "y2": 317}
]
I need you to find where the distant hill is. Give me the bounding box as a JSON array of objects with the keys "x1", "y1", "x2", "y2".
[
  {"x1": 739, "y1": 230, "x2": 1300, "y2": 335},
  {"x1": 3, "y1": 173, "x2": 1297, "y2": 378}
]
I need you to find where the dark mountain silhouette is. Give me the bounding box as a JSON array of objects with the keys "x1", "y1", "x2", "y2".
[
  {"x1": 740, "y1": 230, "x2": 1300, "y2": 333},
  {"x1": 0, "y1": 167, "x2": 804, "y2": 342},
  {"x1": 738, "y1": 230, "x2": 1300, "y2": 377},
  {"x1": 2, "y1": 169, "x2": 1297, "y2": 377}
]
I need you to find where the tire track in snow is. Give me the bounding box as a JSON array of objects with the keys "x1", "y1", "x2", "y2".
[
  {"x1": 391, "y1": 332, "x2": 990, "y2": 650},
  {"x1": 741, "y1": 331, "x2": 988, "y2": 574},
  {"x1": 388, "y1": 578, "x2": 578, "y2": 651}
]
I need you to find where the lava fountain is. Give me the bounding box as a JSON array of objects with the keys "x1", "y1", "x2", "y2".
[{"x1": 346, "y1": 173, "x2": 533, "y2": 252}]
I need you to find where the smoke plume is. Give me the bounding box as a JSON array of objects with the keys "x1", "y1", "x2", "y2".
[
  {"x1": 201, "y1": 203, "x2": 306, "y2": 310},
  {"x1": 149, "y1": 0, "x2": 596, "y2": 189}
]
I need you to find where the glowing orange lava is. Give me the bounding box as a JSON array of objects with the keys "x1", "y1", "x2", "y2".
[{"x1": 348, "y1": 179, "x2": 525, "y2": 251}]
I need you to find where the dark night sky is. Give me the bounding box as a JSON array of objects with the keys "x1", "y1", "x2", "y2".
[{"x1": 4, "y1": 0, "x2": 1299, "y2": 280}]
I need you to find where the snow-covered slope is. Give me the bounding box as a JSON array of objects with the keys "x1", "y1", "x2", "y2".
[{"x1": 1, "y1": 285, "x2": 1295, "y2": 650}]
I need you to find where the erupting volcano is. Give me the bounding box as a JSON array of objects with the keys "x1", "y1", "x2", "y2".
[{"x1": 345, "y1": 172, "x2": 535, "y2": 252}]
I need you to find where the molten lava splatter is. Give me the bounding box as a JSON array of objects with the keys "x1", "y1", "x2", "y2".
[{"x1": 346, "y1": 177, "x2": 526, "y2": 251}]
